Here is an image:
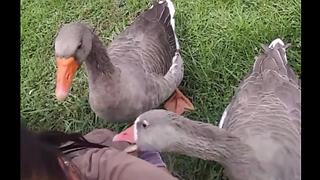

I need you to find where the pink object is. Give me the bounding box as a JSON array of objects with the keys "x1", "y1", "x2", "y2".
[{"x1": 112, "y1": 125, "x2": 135, "y2": 144}]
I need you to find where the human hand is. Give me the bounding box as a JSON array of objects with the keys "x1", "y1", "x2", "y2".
[{"x1": 138, "y1": 150, "x2": 167, "y2": 168}]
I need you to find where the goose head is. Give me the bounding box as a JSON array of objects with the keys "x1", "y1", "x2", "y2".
[
  {"x1": 133, "y1": 109, "x2": 187, "y2": 152},
  {"x1": 131, "y1": 109, "x2": 250, "y2": 162},
  {"x1": 54, "y1": 22, "x2": 94, "y2": 101}
]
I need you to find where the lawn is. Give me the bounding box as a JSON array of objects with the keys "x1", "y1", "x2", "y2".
[{"x1": 21, "y1": 0, "x2": 301, "y2": 179}]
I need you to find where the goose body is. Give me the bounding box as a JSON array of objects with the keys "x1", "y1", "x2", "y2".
[
  {"x1": 132, "y1": 39, "x2": 301, "y2": 180},
  {"x1": 54, "y1": 0, "x2": 193, "y2": 122}
]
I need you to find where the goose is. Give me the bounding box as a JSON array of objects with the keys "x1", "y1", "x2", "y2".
[
  {"x1": 54, "y1": 0, "x2": 194, "y2": 125},
  {"x1": 127, "y1": 39, "x2": 301, "y2": 180}
]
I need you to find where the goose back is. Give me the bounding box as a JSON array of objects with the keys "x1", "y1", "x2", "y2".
[
  {"x1": 108, "y1": 1, "x2": 177, "y2": 76},
  {"x1": 219, "y1": 39, "x2": 301, "y2": 180}
]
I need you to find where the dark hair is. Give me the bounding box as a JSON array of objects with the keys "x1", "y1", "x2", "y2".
[
  {"x1": 21, "y1": 126, "x2": 68, "y2": 180},
  {"x1": 21, "y1": 125, "x2": 108, "y2": 180}
]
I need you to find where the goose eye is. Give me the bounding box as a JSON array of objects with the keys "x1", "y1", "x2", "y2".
[
  {"x1": 77, "y1": 43, "x2": 82, "y2": 49},
  {"x1": 142, "y1": 120, "x2": 149, "y2": 128}
]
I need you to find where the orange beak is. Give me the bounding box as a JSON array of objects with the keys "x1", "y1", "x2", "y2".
[
  {"x1": 55, "y1": 57, "x2": 79, "y2": 101},
  {"x1": 112, "y1": 125, "x2": 135, "y2": 144}
]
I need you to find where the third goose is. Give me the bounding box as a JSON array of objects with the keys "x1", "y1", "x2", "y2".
[{"x1": 129, "y1": 38, "x2": 301, "y2": 180}]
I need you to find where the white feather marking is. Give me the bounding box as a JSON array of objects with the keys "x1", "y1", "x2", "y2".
[
  {"x1": 219, "y1": 105, "x2": 229, "y2": 128},
  {"x1": 166, "y1": 0, "x2": 176, "y2": 21},
  {"x1": 269, "y1": 38, "x2": 284, "y2": 48},
  {"x1": 165, "y1": 0, "x2": 180, "y2": 50},
  {"x1": 168, "y1": 53, "x2": 179, "y2": 73},
  {"x1": 268, "y1": 38, "x2": 288, "y2": 65},
  {"x1": 133, "y1": 117, "x2": 140, "y2": 142},
  {"x1": 159, "y1": 0, "x2": 165, "y2": 4},
  {"x1": 275, "y1": 46, "x2": 288, "y2": 64}
]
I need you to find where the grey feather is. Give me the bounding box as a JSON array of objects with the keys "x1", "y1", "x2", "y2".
[
  {"x1": 134, "y1": 39, "x2": 301, "y2": 180},
  {"x1": 54, "y1": 0, "x2": 182, "y2": 122}
]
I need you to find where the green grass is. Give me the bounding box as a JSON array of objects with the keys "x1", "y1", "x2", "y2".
[{"x1": 21, "y1": 0, "x2": 301, "y2": 179}]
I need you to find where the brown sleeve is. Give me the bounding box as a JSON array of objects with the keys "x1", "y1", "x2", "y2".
[
  {"x1": 83, "y1": 129, "x2": 133, "y2": 151},
  {"x1": 82, "y1": 129, "x2": 115, "y2": 145},
  {"x1": 71, "y1": 147, "x2": 178, "y2": 180},
  {"x1": 66, "y1": 129, "x2": 135, "y2": 160}
]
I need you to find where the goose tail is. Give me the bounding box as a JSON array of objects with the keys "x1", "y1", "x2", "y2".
[
  {"x1": 252, "y1": 38, "x2": 298, "y2": 83},
  {"x1": 144, "y1": 0, "x2": 180, "y2": 51}
]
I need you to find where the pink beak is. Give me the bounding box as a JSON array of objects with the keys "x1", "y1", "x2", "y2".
[{"x1": 112, "y1": 125, "x2": 135, "y2": 144}]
